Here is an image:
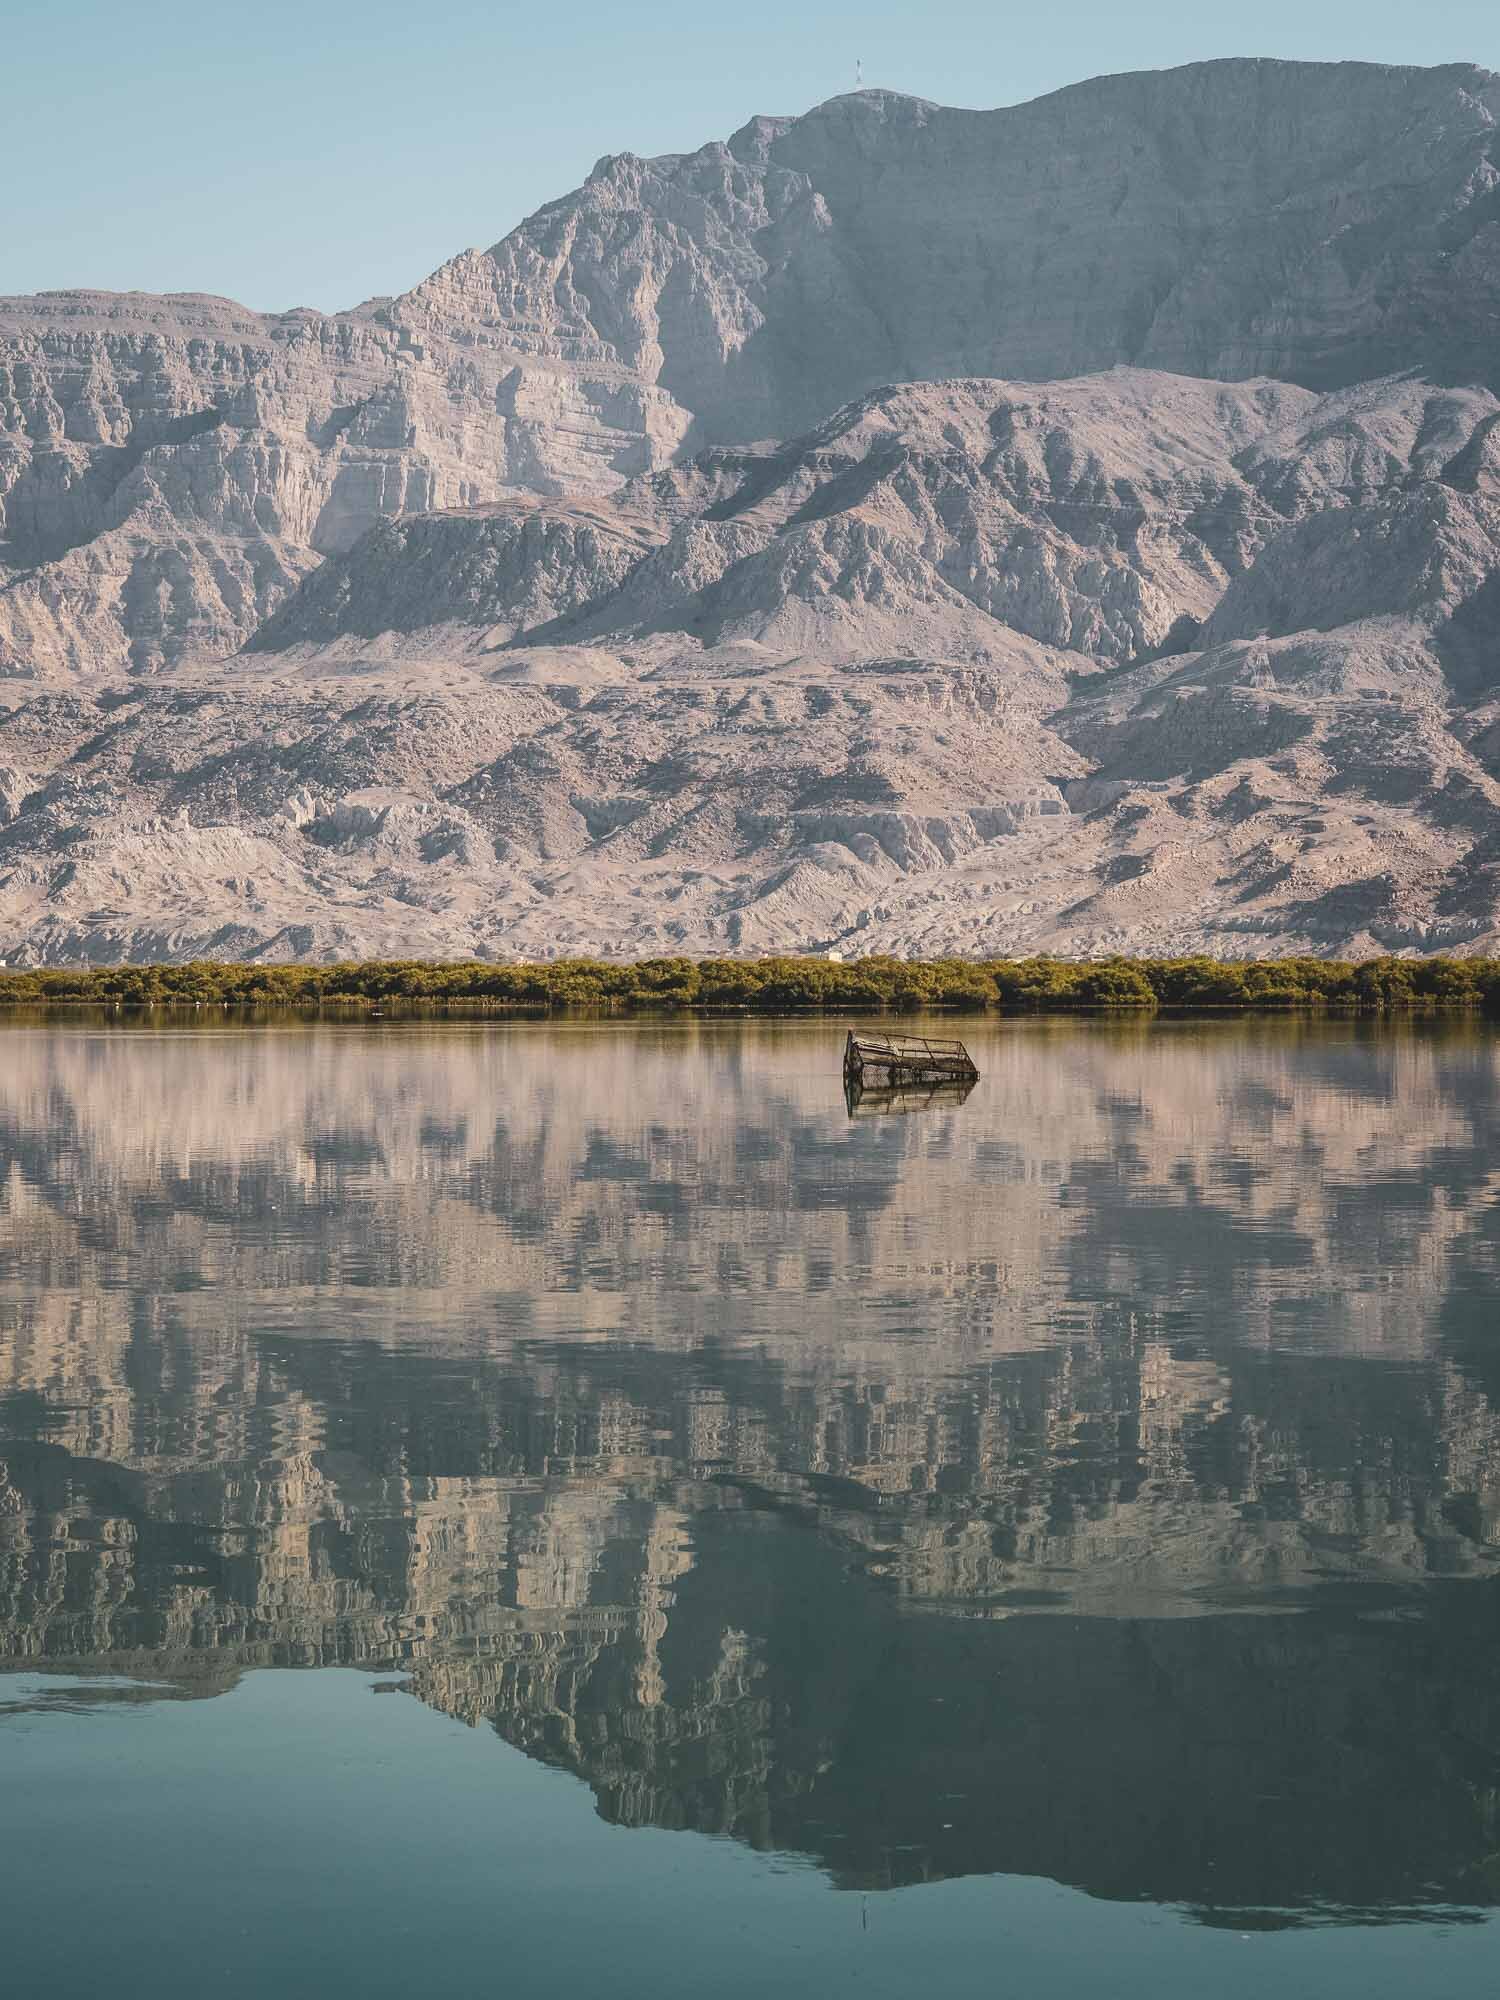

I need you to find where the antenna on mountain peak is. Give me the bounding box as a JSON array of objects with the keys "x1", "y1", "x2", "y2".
[{"x1": 855, "y1": 55, "x2": 863, "y2": 88}]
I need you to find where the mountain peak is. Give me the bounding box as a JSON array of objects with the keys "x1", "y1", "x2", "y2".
[{"x1": 805, "y1": 86, "x2": 938, "y2": 111}]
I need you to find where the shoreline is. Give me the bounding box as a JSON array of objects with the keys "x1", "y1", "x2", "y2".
[{"x1": 2, "y1": 954, "x2": 1500, "y2": 1015}]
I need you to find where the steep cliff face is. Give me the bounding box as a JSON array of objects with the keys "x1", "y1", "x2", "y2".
[
  {"x1": 0, "y1": 293, "x2": 511, "y2": 674},
  {"x1": 402, "y1": 59, "x2": 1500, "y2": 449},
  {"x1": 4, "y1": 58, "x2": 1499, "y2": 678}
]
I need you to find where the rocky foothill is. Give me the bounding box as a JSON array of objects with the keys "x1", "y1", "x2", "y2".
[{"x1": 3, "y1": 58, "x2": 1500, "y2": 961}]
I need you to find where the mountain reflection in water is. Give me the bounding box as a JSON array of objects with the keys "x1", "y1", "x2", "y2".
[{"x1": 5, "y1": 1015, "x2": 1500, "y2": 1927}]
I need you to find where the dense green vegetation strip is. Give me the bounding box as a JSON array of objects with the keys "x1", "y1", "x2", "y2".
[{"x1": 1, "y1": 954, "x2": 1499, "y2": 1012}]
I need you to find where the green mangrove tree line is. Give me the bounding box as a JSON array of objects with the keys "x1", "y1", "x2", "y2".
[{"x1": 1, "y1": 954, "x2": 1499, "y2": 1012}]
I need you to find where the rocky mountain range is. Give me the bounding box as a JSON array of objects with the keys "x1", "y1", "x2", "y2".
[{"x1": 3, "y1": 57, "x2": 1500, "y2": 961}]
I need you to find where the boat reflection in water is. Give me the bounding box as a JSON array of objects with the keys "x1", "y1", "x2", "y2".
[
  {"x1": 7, "y1": 1015, "x2": 1500, "y2": 1945},
  {"x1": 844, "y1": 1074, "x2": 979, "y2": 1117}
]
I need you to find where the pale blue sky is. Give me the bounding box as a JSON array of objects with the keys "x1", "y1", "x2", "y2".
[{"x1": 7, "y1": 0, "x2": 1497, "y2": 312}]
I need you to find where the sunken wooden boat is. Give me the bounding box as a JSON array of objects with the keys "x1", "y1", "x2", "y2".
[{"x1": 842, "y1": 1030, "x2": 980, "y2": 1087}]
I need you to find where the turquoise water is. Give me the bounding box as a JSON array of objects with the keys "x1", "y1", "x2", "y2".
[
  {"x1": 4, "y1": 1667, "x2": 1493, "y2": 2000},
  {"x1": 5, "y1": 1017, "x2": 1500, "y2": 1995}
]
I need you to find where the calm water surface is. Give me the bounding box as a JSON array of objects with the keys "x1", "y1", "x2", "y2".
[{"x1": 5, "y1": 1015, "x2": 1500, "y2": 1997}]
